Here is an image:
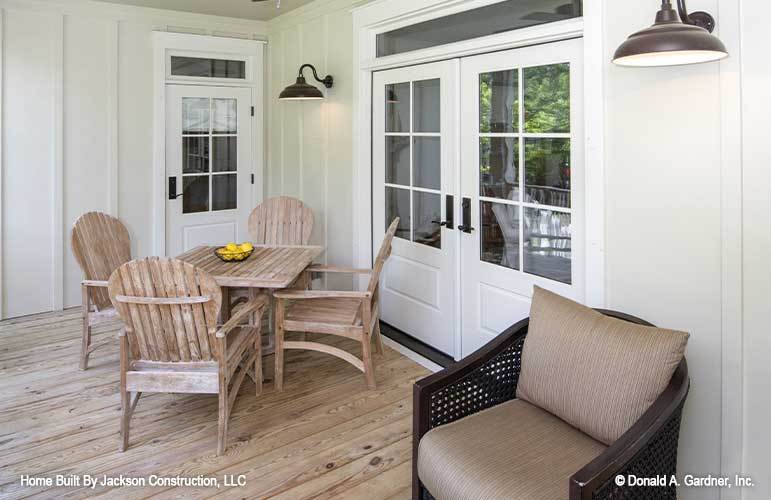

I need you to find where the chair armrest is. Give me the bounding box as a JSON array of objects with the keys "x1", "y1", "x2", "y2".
[
  {"x1": 273, "y1": 290, "x2": 371, "y2": 300},
  {"x1": 82, "y1": 280, "x2": 108, "y2": 287},
  {"x1": 214, "y1": 294, "x2": 269, "y2": 338},
  {"x1": 412, "y1": 318, "x2": 529, "y2": 499},
  {"x1": 306, "y1": 265, "x2": 372, "y2": 275},
  {"x1": 569, "y1": 359, "x2": 690, "y2": 500}
]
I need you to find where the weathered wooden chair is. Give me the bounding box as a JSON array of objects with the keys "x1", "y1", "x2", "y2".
[
  {"x1": 247, "y1": 196, "x2": 314, "y2": 246},
  {"x1": 272, "y1": 218, "x2": 399, "y2": 390},
  {"x1": 71, "y1": 211, "x2": 131, "y2": 370},
  {"x1": 107, "y1": 257, "x2": 269, "y2": 455}
]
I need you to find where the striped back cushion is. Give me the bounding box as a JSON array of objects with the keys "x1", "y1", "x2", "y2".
[{"x1": 516, "y1": 286, "x2": 689, "y2": 445}]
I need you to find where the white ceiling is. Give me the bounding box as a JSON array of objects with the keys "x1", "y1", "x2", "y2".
[{"x1": 91, "y1": 0, "x2": 318, "y2": 21}]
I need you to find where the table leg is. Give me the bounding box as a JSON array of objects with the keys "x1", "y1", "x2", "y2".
[{"x1": 220, "y1": 287, "x2": 231, "y2": 323}]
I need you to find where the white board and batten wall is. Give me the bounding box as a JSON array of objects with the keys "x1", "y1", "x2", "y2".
[{"x1": 0, "y1": 0, "x2": 267, "y2": 319}]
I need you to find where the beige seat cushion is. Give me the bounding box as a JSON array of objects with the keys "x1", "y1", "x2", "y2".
[
  {"x1": 418, "y1": 399, "x2": 606, "y2": 500},
  {"x1": 516, "y1": 286, "x2": 689, "y2": 445}
]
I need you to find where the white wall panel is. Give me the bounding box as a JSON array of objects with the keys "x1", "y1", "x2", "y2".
[
  {"x1": 63, "y1": 15, "x2": 111, "y2": 307},
  {"x1": 2, "y1": 9, "x2": 58, "y2": 317}
]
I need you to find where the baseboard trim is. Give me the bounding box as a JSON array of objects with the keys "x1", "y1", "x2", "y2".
[{"x1": 379, "y1": 321, "x2": 453, "y2": 371}]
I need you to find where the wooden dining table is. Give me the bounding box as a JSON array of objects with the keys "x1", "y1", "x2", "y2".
[{"x1": 177, "y1": 244, "x2": 325, "y2": 354}]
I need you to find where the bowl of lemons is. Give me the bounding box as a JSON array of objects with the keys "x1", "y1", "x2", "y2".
[{"x1": 214, "y1": 242, "x2": 254, "y2": 262}]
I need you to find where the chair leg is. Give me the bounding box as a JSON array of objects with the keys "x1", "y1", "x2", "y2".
[
  {"x1": 274, "y1": 300, "x2": 286, "y2": 392},
  {"x1": 254, "y1": 331, "x2": 263, "y2": 396},
  {"x1": 217, "y1": 387, "x2": 228, "y2": 456},
  {"x1": 373, "y1": 319, "x2": 384, "y2": 356},
  {"x1": 80, "y1": 286, "x2": 91, "y2": 370},
  {"x1": 362, "y1": 333, "x2": 376, "y2": 390},
  {"x1": 119, "y1": 387, "x2": 130, "y2": 452}
]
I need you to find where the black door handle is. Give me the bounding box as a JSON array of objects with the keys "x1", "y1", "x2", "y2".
[
  {"x1": 458, "y1": 197, "x2": 474, "y2": 233},
  {"x1": 168, "y1": 177, "x2": 184, "y2": 200},
  {"x1": 431, "y1": 194, "x2": 455, "y2": 229}
]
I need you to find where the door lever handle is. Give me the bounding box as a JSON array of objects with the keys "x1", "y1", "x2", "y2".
[
  {"x1": 169, "y1": 193, "x2": 184, "y2": 200},
  {"x1": 458, "y1": 197, "x2": 474, "y2": 233},
  {"x1": 432, "y1": 220, "x2": 448, "y2": 227}
]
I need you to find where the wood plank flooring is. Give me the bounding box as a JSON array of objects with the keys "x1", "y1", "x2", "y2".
[{"x1": 0, "y1": 308, "x2": 429, "y2": 499}]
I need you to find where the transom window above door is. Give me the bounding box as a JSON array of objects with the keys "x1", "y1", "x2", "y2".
[
  {"x1": 479, "y1": 62, "x2": 573, "y2": 284},
  {"x1": 181, "y1": 97, "x2": 238, "y2": 214},
  {"x1": 384, "y1": 78, "x2": 442, "y2": 249}
]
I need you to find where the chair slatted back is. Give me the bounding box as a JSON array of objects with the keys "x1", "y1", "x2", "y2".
[
  {"x1": 107, "y1": 257, "x2": 222, "y2": 363},
  {"x1": 71, "y1": 211, "x2": 132, "y2": 310},
  {"x1": 367, "y1": 218, "x2": 400, "y2": 295},
  {"x1": 248, "y1": 196, "x2": 314, "y2": 245}
]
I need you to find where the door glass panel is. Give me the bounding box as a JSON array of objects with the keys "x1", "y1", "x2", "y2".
[
  {"x1": 413, "y1": 79, "x2": 440, "y2": 133},
  {"x1": 385, "y1": 187, "x2": 411, "y2": 240},
  {"x1": 524, "y1": 138, "x2": 570, "y2": 208},
  {"x1": 524, "y1": 63, "x2": 570, "y2": 133},
  {"x1": 182, "y1": 98, "x2": 209, "y2": 134},
  {"x1": 523, "y1": 208, "x2": 571, "y2": 283},
  {"x1": 385, "y1": 136, "x2": 410, "y2": 185},
  {"x1": 212, "y1": 174, "x2": 237, "y2": 211},
  {"x1": 182, "y1": 176, "x2": 209, "y2": 213},
  {"x1": 212, "y1": 98, "x2": 237, "y2": 134},
  {"x1": 480, "y1": 137, "x2": 518, "y2": 199},
  {"x1": 212, "y1": 137, "x2": 237, "y2": 173},
  {"x1": 182, "y1": 137, "x2": 209, "y2": 174},
  {"x1": 413, "y1": 137, "x2": 440, "y2": 190},
  {"x1": 385, "y1": 83, "x2": 410, "y2": 132},
  {"x1": 480, "y1": 70, "x2": 518, "y2": 133},
  {"x1": 171, "y1": 56, "x2": 246, "y2": 79},
  {"x1": 480, "y1": 201, "x2": 519, "y2": 270},
  {"x1": 413, "y1": 191, "x2": 441, "y2": 249}
]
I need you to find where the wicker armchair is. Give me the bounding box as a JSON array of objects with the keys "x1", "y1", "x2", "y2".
[{"x1": 413, "y1": 310, "x2": 689, "y2": 500}]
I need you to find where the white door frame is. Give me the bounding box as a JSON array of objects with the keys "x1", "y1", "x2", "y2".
[
  {"x1": 153, "y1": 32, "x2": 265, "y2": 256},
  {"x1": 352, "y1": 0, "x2": 605, "y2": 308}
]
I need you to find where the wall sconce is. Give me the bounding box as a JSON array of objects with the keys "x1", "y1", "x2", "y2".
[
  {"x1": 613, "y1": 0, "x2": 728, "y2": 67},
  {"x1": 279, "y1": 64, "x2": 333, "y2": 100}
]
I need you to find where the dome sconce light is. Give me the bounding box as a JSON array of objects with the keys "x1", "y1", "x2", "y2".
[
  {"x1": 279, "y1": 63, "x2": 333, "y2": 100},
  {"x1": 613, "y1": 0, "x2": 728, "y2": 67}
]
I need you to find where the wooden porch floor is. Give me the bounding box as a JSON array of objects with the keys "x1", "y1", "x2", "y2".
[{"x1": 0, "y1": 308, "x2": 429, "y2": 499}]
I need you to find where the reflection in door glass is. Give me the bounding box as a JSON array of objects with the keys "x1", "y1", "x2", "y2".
[
  {"x1": 212, "y1": 98, "x2": 237, "y2": 133},
  {"x1": 480, "y1": 137, "x2": 518, "y2": 200},
  {"x1": 385, "y1": 83, "x2": 410, "y2": 133},
  {"x1": 385, "y1": 136, "x2": 410, "y2": 185},
  {"x1": 212, "y1": 137, "x2": 237, "y2": 172},
  {"x1": 385, "y1": 187, "x2": 411, "y2": 241},
  {"x1": 212, "y1": 174, "x2": 237, "y2": 211},
  {"x1": 523, "y1": 207, "x2": 571, "y2": 283},
  {"x1": 480, "y1": 201, "x2": 519, "y2": 270},
  {"x1": 183, "y1": 137, "x2": 209, "y2": 174},
  {"x1": 480, "y1": 70, "x2": 518, "y2": 133},
  {"x1": 413, "y1": 79, "x2": 440, "y2": 133},
  {"x1": 413, "y1": 137, "x2": 441, "y2": 190},
  {"x1": 183, "y1": 176, "x2": 209, "y2": 213},
  {"x1": 524, "y1": 138, "x2": 570, "y2": 208},
  {"x1": 524, "y1": 63, "x2": 570, "y2": 133},
  {"x1": 182, "y1": 98, "x2": 209, "y2": 134},
  {"x1": 413, "y1": 191, "x2": 441, "y2": 249}
]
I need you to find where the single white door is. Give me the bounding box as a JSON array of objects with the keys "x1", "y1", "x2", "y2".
[
  {"x1": 372, "y1": 61, "x2": 459, "y2": 357},
  {"x1": 165, "y1": 85, "x2": 253, "y2": 257},
  {"x1": 459, "y1": 39, "x2": 584, "y2": 356}
]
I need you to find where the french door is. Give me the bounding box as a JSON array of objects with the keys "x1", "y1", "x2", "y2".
[
  {"x1": 165, "y1": 85, "x2": 253, "y2": 257},
  {"x1": 373, "y1": 39, "x2": 583, "y2": 359},
  {"x1": 372, "y1": 61, "x2": 459, "y2": 356}
]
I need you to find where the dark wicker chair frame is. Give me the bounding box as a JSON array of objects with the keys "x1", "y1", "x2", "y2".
[{"x1": 412, "y1": 310, "x2": 690, "y2": 500}]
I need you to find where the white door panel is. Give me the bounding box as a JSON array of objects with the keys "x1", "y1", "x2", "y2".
[
  {"x1": 372, "y1": 61, "x2": 459, "y2": 358},
  {"x1": 165, "y1": 85, "x2": 252, "y2": 257},
  {"x1": 460, "y1": 39, "x2": 584, "y2": 357}
]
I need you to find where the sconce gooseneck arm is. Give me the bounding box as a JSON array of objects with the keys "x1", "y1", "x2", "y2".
[
  {"x1": 297, "y1": 64, "x2": 334, "y2": 88},
  {"x1": 675, "y1": 0, "x2": 716, "y2": 32}
]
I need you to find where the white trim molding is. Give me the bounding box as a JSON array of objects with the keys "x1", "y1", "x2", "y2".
[
  {"x1": 352, "y1": 0, "x2": 605, "y2": 306},
  {"x1": 0, "y1": 7, "x2": 4, "y2": 319},
  {"x1": 152, "y1": 31, "x2": 266, "y2": 256},
  {"x1": 52, "y1": 13, "x2": 64, "y2": 311}
]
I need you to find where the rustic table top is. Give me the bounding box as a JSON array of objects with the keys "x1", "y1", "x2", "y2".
[{"x1": 177, "y1": 244, "x2": 324, "y2": 289}]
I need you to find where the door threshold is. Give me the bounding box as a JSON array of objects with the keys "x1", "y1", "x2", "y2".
[{"x1": 379, "y1": 322, "x2": 454, "y2": 371}]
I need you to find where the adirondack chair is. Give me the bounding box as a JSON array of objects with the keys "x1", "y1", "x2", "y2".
[
  {"x1": 107, "y1": 257, "x2": 269, "y2": 455},
  {"x1": 272, "y1": 218, "x2": 399, "y2": 390},
  {"x1": 71, "y1": 212, "x2": 132, "y2": 370}
]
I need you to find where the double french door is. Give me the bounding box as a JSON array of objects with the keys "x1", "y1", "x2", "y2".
[{"x1": 373, "y1": 39, "x2": 583, "y2": 359}]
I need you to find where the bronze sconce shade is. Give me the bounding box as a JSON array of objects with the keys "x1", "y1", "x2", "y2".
[
  {"x1": 279, "y1": 64, "x2": 333, "y2": 100},
  {"x1": 613, "y1": 0, "x2": 728, "y2": 67}
]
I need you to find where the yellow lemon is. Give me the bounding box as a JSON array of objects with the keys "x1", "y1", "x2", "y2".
[
  {"x1": 240, "y1": 242, "x2": 253, "y2": 252},
  {"x1": 225, "y1": 242, "x2": 239, "y2": 252}
]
